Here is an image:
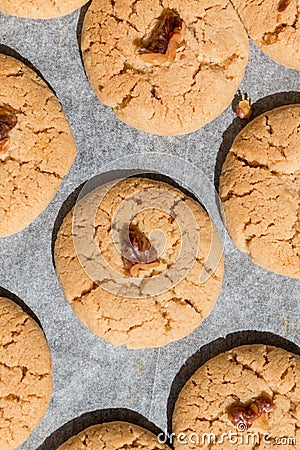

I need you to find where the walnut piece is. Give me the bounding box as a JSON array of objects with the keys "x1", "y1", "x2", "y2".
[
  {"x1": 138, "y1": 10, "x2": 186, "y2": 65},
  {"x1": 122, "y1": 225, "x2": 159, "y2": 276},
  {"x1": 0, "y1": 104, "x2": 18, "y2": 152},
  {"x1": 236, "y1": 95, "x2": 252, "y2": 120},
  {"x1": 278, "y1": 0, "x2": 291, "y2": 12},
  {"x1": 229, "y1": 395, "x2": 276, "y2": 430}
]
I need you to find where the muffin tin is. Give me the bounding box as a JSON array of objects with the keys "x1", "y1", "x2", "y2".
[{"x1": 0, "y1": 6, "x2": 300, "y2": 450}]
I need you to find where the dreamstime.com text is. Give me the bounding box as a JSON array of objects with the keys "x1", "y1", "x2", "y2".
[{"x1": 157, "y1": 431, "x2": 297, "y2": 446}]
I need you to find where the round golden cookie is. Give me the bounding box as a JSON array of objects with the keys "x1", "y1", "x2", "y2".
[
  {"x1": 54, "y1": 177, "x2": 224, "y2": 349},
  {"x1": 81, "y1": 0, "x2": 249, "y2": 136},
  {"x1": 0, "y1": 54, "x2": 76, "y2": 237},
  {"x1": 173, "y1": 344, "x2": 300, "y2": 449},
  {"x1": 231, "y1": 0, "x2": 300, "y2": 70},
  {"x1": 57, "y1": 422, "x2": 170, "y2": 449},
  {"x1": 0, "y1": 297, "x2": 52, "y2": 450},
  {"x1": 219, "y1": 105, "x2": 300, "y2": 278},
  {"x1": 0, "y1": 0, "x2": 88, "y2": 19}
]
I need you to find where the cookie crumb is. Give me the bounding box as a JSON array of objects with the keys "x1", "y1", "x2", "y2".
[{"x1": 236, "y1": 94, "x2": 252, "y2": 120}]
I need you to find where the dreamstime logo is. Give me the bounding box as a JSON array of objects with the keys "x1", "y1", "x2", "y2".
[
  {"x1": 236, "y1": 422, "x2": 248, "y2": 433},
  {"x1": 158, "y1": 431, "x2": 297, "y2": 446},
  {"x1": 72, "y1": 153, "x2": 226, "y2": 299}
]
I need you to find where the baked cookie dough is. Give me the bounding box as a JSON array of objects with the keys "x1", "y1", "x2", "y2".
[
  {"x1": 81, "y1": 0, "x2": 249, "y2": 136},
  {"x1": 0, "y1": 54, "x2": 76, "y2": 237},
  {"x1": 54, "y1": 177, "x2": 224, "y2": 349},
  {"x1": 57, "y1": 422, "x2": 170, "y2": 449},
  {"x1": 219, "y1": 105, "x2": 300, "y2": 278},
  {"x1": 173, "y1": 344, "x2": 300, "y2": 449},
  {"x1": 0, "y1": 296, "x2": 52, "y2": 450},
  {"x1": 0, "y1": 0, "x2": 88, "y2": 19},
  {"x1": 231, "y1": 0, "x2": 300, "y2": 70}
]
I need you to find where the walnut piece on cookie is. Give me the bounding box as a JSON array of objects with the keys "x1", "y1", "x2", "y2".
[
  {"x1": 0, "y1": 297, "x2": 52, "y2": 450},
  {"x1": 122, "y1": 223, "x2": 159, "y2": 276},
  {"x1": 57, "y1": 422, "x2": 170, "y2": 449},
  {"x1": 220, "y1": 104, "x2": 300, "y2": 278},
  {"x1": 231, "y1": 0, "x2": 300, "y2": 70},
  {"x1": 173, "y1": 345, "x2": 300, "y2": 449},
  {"x1": 0, "y1": 104, "x2": 18, "y2": 152},
  {"x1": 54, "y1": 177, "x2": 224, "y2": 349},
  {"x1": 138, "y1": 9, "x2": 186, "y2": 65},
  {"x1": 0, "y1": 0, "x2": 89, "y2": 19},
  {"x1": 81, "y1": 0, "x2": 249, "y2": 136},
  {"x1": 228, "y1": 394, "x2": 276, "y2": 430},
  {"x1": 0, "y1": 54, "x2": 76, "y2": 237}
]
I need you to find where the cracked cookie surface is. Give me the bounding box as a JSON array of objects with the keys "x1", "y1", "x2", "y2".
[
  {"x1": 231, "y1": 0, "x2": 300, "y2": 70},
  {"x1": 172, "y1": 344, "x2": 300, "y2": 449},
  {"x1": 0, "y1": 0, "x2": 88, "y2": 19},
  {"x1": 0, "y1": 54, "x2": 76, "y2": 237},
  {"x1": 57, "y1": 422, "x2": 170, "y2": 449},
  {"x1": 219, "y1": 104, "x2": 300, "y2": 278},
  {"x1": 54, "y1": 177, "x2": 224, "y2": 349},
  {"x1": 81, "y1": 0, "x2": 249, "y2": 136},
  {"x1": 0, "y1": 296, "x2": 52, "y2": 450}
]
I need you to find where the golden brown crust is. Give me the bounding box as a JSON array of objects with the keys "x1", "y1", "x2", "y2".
[
  {"x1": 220, "y1": 105, "x2": 300, "y2": 278},
  {"x1": 81, "y1": 0, "x2": 249, "y2": 136},
  {"x1": 0, "y1": 297, "x2": 52, "y2": 450},
  {"x1": 0, "y1": 54, "x2": 76, "y2": 237}
]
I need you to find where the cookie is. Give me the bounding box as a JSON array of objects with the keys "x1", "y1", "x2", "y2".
[
  {"x1": 219, "y1": 105, "x2": 300, "y2": 278},
  {"x1": 54, "y1": 177, "x2": 224, "y2": 349},
  {"x1": 57, "y1": 422, "x2": 170, "y2": 449},
  {"x1": 0, "y1": 296, "x2": 52, "y2": 450},
  {"x1": 0, "y1": 0, "x2": 88, "y2": 19},
  {"x1": 0, "y1": 54, "x2": 76, "y2": 237},
  {"x1": 173, "y1": 344, "x2": 300, "y2": 449},
  {"x1": 231, "y1": 0, "x2": 300, "y2": 70},
  {"x1": 81, "y1": 0, "x2": 249, "y2": 136}
]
